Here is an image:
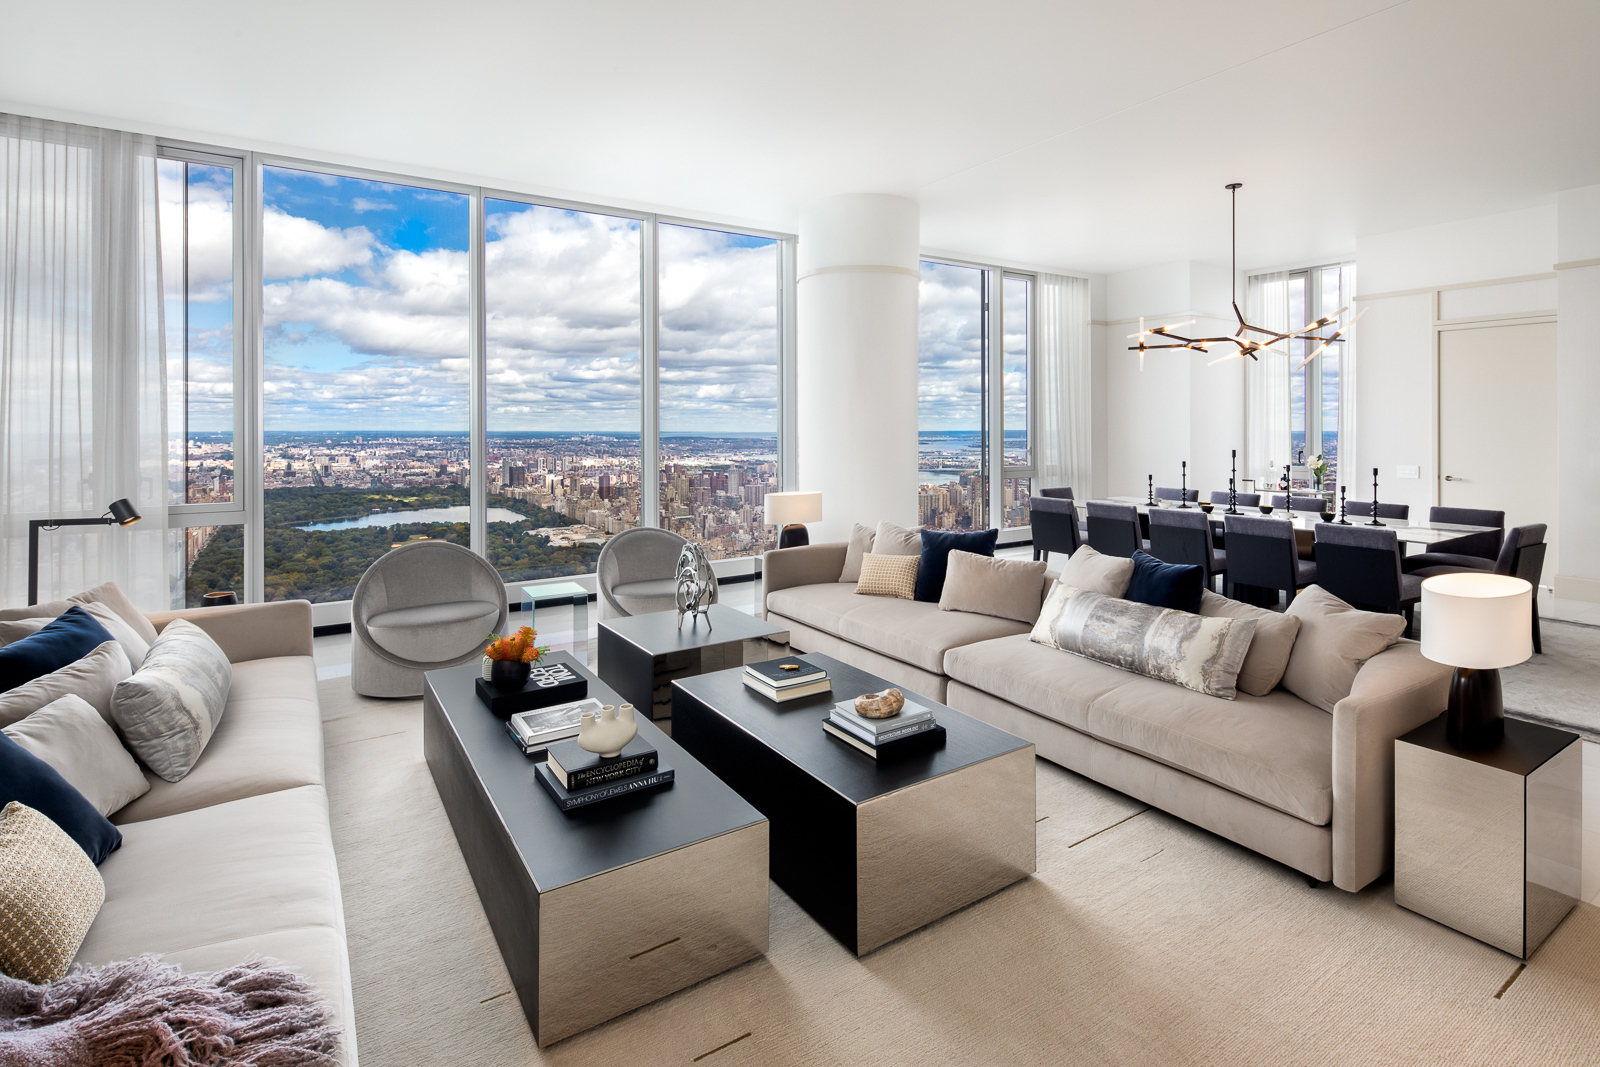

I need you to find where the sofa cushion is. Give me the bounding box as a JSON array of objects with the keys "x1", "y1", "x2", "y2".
[
  {"x1": 1282, "y1": 585, "x2": 1407, "y2": 712},
  {"x1": 0, "y1": 731, "x2": 122, "y2": 865},
  {"x1": 1061, "y1": 545, "x2": 1135, "y2": 597},
  {"x1": 0, "y1": 801, "x2": 105, "y2": 983},
  {"x1": 765, "y1": 582, "x2": 867, "y2": 638},
  {"x1": 0, "y1": 607, "x2": 115, "y2": 694},
  {"x1": 872, "y1": 520, "x2": 923, "y2": 556},
  {"x1": 854, "y1": 553, "x2": 919, "y2": 600},
  {"x1": 69, "y1": 582, "x2": 161, "y2": 646},
  {"x1": 939, "y1": 551, "x2": 1048, "y2": 624},
  {"x1": 839, "y1": 596, "x2": 1030, "y2": 674},
  {"x1": 839, "y1": 523, "x2": 877, "y2": 583},
  {"x1": 0, "y1": 641, "x2": 131, "y2": 730},
  {"x1": 915, "y1": 528, "x2": 998, "y2": 603},
  {"x1": 3, "y1": 695, "x2": 149, "y2": 817},
  {"x1": 1198, "y1": 590, "x2": 1302, "y2": 697},
  {"x1": 111, "y1": 619, "x2": 233, "y2": 783},
  {"x1": 113, "y1": 656, "x2": 323, "y2": 824},
  {"x1": 368, "y1": 600, "x2": 500, "y2": 630},
  {"x1": 1125, "y1": 550, "x2": 1205, "y2": 614},
  {"x1": 944, "y1": 634, "x2": 1334, "y2": 824}
]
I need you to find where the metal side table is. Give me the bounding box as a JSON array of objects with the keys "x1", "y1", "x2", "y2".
[{"x1": 1395, "y1": 714, "x2": 1581, "y2": 958}]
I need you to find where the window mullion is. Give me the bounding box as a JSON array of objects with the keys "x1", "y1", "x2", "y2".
[
  {"x1": 469, "y1": 189, "x2": 487, "y2": 558},
  {"x1": 641, "y1": 218, "x2": 660, "y2": 531}
]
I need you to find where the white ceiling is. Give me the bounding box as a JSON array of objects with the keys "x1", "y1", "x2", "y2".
[{"x1": 3, "y1": 0, "x2": 1597, "y2": 274}]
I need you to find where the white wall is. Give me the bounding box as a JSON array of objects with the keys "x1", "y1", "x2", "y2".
[
  {"x1": 1358, "y1": 206, "x2": 1557, "y2": 294},
  {"x1": 1555, "y1": 185, "x2": 1600, "y2": 601}
]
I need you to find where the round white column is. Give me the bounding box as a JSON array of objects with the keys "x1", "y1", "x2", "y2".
[{"x1": 796, "y1": 193, "x2": 920, "y2": 544}]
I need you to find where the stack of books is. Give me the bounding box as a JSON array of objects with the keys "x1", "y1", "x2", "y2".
[
  {"x1": 535, "y1": 735, "x2": 675, "y2": 811},
  {"x1": 506, "y1": 697, "x2": 602, "y2": 756},
  {"x1": 822, "y1": 699, "x2": 946, "y2": 759},
  {"x1": 743, "y1": 657, "x2": 831, "y2": 702}
]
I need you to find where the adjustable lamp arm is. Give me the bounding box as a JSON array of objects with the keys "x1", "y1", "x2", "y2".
[{"x1": 26, "y1": 498, "x2": 142, "y2": 605}]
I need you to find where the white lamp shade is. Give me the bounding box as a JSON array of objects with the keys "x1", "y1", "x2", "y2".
[
  {"x1": 1420, "y1": 573, "x2": 1533, "y2": 669},
  {"x1": 765, "y1": 491, "x2": 822, "y2": 526}
]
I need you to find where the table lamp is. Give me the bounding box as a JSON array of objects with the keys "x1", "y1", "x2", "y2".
[
  {"x1": 1420, "y1": 573, "x2": 1533, "y2": 750},
  {"x1": 765, "y1": 491, "x2": 822, "y2": 549},
  {"x1": 27, "y1": 498, "x2": 142, "y2": 605}
]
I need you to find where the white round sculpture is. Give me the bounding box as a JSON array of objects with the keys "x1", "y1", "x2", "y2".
[{"x1": 578, "y1": 703, "x2": 638, "y2": 758}]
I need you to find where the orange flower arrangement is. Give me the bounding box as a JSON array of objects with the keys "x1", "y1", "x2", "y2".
[{"x1": 484, "y1": 626, "x2": 549, "y2": 664}]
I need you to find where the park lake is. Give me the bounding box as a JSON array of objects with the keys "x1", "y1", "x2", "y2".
[{"x1": 298, "y1": 506, "x2": 526, "y2": 531}]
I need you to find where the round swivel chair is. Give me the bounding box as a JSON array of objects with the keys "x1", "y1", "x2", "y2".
[
  {"x1": 596, "y1": 527, "x2": 717, "y2": 620},
  {"x1": 350, "y1": 540, "x2": 508, "y2": 698}
]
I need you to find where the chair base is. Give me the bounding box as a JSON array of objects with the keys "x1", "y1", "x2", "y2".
[{"x1": 351, "y1": 640, "x2": 429, "y2": 698}]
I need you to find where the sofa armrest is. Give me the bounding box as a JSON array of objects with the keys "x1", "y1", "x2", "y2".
[
  {"x1": 145, "y1": 600, "x2": 315, "y2": 663},
  {"x1": 1329, "y1": 640, "x2": 1453, "y2": 891},
  {"x1": 760, "y1": 544, "x2": 848, "y2": 618}
]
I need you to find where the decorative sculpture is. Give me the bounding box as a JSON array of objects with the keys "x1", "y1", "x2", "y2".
[
  {"x1": 854, "y1": 689, "x2": 905, "y2": 719},
  {"x1": 578, "y1": 703, "x2": 638, "y2": 758},
  {"x1": 675, "y1": 541, "x2": 715, "y2": 629}
]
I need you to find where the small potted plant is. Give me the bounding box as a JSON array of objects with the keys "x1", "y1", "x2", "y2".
[
  {"x1": 482, "y1": 626, "x2": 549, "y2": 692},
  {"x1": 1311, "y1": 453, "x2": 1331, "y2": 492}
]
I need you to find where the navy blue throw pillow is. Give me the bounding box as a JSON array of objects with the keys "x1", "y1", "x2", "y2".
[
  {"x1": 0, "y1": 605, "x2": 114, "y2": 694},
  {"x1": 1125, "y1": 550, "x2": 1205, "y2": 615},
  {"x1": 915, "y1": 528, "x2": 1000, "y2": 603},
  {"x1": 0, "y1": 731, "x2": 121, "y2": 864}
]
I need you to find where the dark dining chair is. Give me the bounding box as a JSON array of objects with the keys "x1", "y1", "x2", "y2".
[
  {"x1": 1038, "y1": 486, "x2": 1074, "y2": 499},
  {"x1": 1410, "y1": 523, "x2": 1548, "y2": 653},
  {"x1": 1148, "y1": 508, "x2": 1225, "y2": 590},
  {"x1": 1343, "y1": 500, "x2": 1410, "y2": 520},
  {"x1": 1029, "y1": 494, "x2": 1081, "y2": 563},
  {"x1": 1272, "y1": 494, "x2": 1331, "y2": 514},
  {"x1": 1086, "y1": 501, "x2": 1146, "y2": 558},
  {"x1": 1209, "y1": 490, "x2": 1261, "y2": 509},
  {"x1": 1155, "y1": 487, "x2": 1199, "y2": 503},
  {"x1": 1222, "y1": 514, "x2": 1316, "y2": 607},
  {"x1": 1402, "y1": 507, "x2": 1505, "y2": 572},
  {"x1": 1313, "y1": 523, "x2": 1421, "y2": 635}
]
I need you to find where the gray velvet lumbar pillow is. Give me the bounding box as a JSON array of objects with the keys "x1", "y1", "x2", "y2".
[
  {"x1": 1197, "y1": 590, "x2": 1302, "y2": 697},
  {"x1": 3, "y1": 694, "x2": 150, "y2": 816},
  {"x1": 1031, "y1": 584, "x2": 1256, "y2": 699},
  {"x1": 1059, "y1": 545, "x2": 1136, "y2": 598},
  {"x1": 111, "y1": 619, "x2": 232, "y2": 782},
  {"x1": 839, "y1": 523, "x2": 877, "y2": 583},
  {"x1": 1280, "y1": 585, "x2": 1407, "y2": 712},
  {"x1": 872, "y1": 519, "x2": 923, "y2": 557},
  {"x1": 0, "y1": 641, "x2": 131, "y2": 730},
  {"x1": 939, "y1": 550, "x2": 1048, "y2": 623}
]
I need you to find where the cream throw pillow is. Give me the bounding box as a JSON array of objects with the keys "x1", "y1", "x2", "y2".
[
  {"x1": 0, "y1": 801, "x2": 105, "y2": 983},
  {"x1": 872, "y1": 520, "x2": 923, "y2": 557},
  {"x1": 839, "y1": 523, "x2": 877, "y2": 583},
  {"x1": 1281, "y1": 585, "x2": 1407, "y2": 712},
  {"x1": 1061, "y1": 545, "x2": 1136, "y2": 598},
  {"x1": 0, "y1": 641, "x2": 132, "y2": 729},
  {"x1": 939, "y1": 550, "x2": 1049, "y2": 623},
  {"x1": 854, "y1": 553, "x2": 919, "y2": 600},
  {"x1": 69, "y1": 581, "x2": 160, "y2": 647},
  {"x1": 111, "y1": 619, "x2": 233, "y2": 782},
  {"x1": 4, "y1": 695, "x2": 150, "y2": 816},
  {"x1": 1198, "y1": 590, "x2": 1302, "y2": 697}
]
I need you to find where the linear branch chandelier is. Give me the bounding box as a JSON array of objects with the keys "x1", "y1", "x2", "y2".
[{"x1": 1128, "y1": 183, "x2": 1365, "y2": 370}]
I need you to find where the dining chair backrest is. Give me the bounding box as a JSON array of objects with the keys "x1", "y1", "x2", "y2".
[
  {"x1": 1343, "y1": 500, "x2": 1410, "y2": 520},
  {"x1": 1494, "y1": 523, "x2": 1547, "y2": 577},
  {"x1": 1029, "y1": 495, "x2": 1081, "y2": 559},
  {"x1": 1038, "y1": 486, "x2": 1075, "y2": 500},
  {"x1": 1222, "y1": 514, "x2": 1297, "y2": 593},
  {"x1": 1427, "y1": 506, "x2": 1504, "y2": 560},
  {"x1": 1148, "y1": 507, "x2": 1215, "y2": 571},
  {"x1": 1086, "y1": 501, "x2": 1142, "y2": 558},
  {"x1": 1272, "y1": 494, "x2": 1329, "y2": 513},
  {"x1": 1210, "y1": 490, "x2": 1262, "y2": 508},
  {"x1": 1155, "y1": 487, "x2": 1199, "y2": 502},
  {"x1": 1315, "y1": 523, "x2": 1404, "y2": 613}
]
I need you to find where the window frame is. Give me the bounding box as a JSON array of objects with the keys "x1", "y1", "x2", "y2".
[{"x1": 1286, "y1": 261, "x2": 1345, "y2": 480}]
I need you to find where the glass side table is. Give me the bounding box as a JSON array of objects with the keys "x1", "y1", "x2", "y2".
[
  {"x1": 1395, "y1": 714, "x2": 1581, "y2": 958},
  {"x1": 519, "y1": 582, "x2": 590, "y2": 667}
]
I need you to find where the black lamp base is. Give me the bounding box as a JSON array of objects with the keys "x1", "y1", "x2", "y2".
[
  {"x1": 777, "y1": 524, "x2": 810, "y2": 550},
  {"x1": 1445, "y1": 666, "x2": 1504, "y2": 750}
]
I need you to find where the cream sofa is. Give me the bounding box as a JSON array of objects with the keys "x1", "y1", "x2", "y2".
[
  {"x1": 70, "y1": 600, "x2": 358, "y2": 1066},
  {"x1": 762, "y1": 543, "x2": 1453, "y2": 892}
]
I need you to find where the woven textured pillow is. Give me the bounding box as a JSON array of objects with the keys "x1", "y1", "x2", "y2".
[
  {"x1": 0, "y1": 801, "x2": 105, "y2": 983},
  {"x1": 854, "y1": 553, "x2": 919, "y2": 600}
]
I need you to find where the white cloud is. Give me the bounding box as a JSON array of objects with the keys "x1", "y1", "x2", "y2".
[
  {"x1": 918, "y1": 262, "x2": 984, "y2": 430},
  {"x1": 262, "y1": 207, "x2": 374, "y2": 281},
  {"x1": 350, "y1": 197, "x2": 396, "y2": 213}
]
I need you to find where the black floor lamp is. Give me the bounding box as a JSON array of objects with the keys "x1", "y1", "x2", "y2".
[{"x1": 27, "y1": 498, "x2": 142, "y2": 605}]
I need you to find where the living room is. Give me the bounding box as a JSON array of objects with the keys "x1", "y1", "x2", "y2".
[{"x1": 1, "y1": 1, "x2": 1598, "y2": 1063}]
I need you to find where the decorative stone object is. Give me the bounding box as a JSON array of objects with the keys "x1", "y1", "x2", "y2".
[
  {"x1": 853, "y1": 689, "x2": 905, "y2": 719},
  {"x1": 578, "y1": 703, "x2": 638, "y2": 758},
  {"x1": 675, "y1": 542, "x2": 715, "y2": 629}
]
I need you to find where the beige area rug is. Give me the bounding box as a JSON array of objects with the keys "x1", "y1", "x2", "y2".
[
  {"x1": 1502, "y1": 618, "x2": 1600, "y2": 742},
  {"x1": 320, "y1": 680, "x2": 1600, "y2": 1067}
]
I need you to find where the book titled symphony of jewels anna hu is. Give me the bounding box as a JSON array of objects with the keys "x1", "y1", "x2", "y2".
[{"x1": 742, "y1": 657, "x2": 831, "y2": 702}]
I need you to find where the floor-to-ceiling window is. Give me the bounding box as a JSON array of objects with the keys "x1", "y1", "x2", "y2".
[
  {"x1": 258, "y1": 166, "x2": 471, "y2": 603},
  {"x1": 1000, "y1": 274, "x2": 1033, "y2": 527},
  {"x1": 657, "y1": 224, "x2": 780, "y2": 559},
  {"x1": 1288, "y1": 263, "x2": 1346, "y2": 489},
  {"x1": 484, "y1": 201, "x2": 642, "y2": 583}
]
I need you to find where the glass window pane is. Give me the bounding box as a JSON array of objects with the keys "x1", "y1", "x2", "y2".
[
  {"x1": 168, "y1": 525, "x2": 244, "y2": 608},
  {"x1": 158, "y1": 159, "x2": 235, "y2": 505},
  {"x1": 1002, "y1": 275, "x2": 1029, "y2": 469},
  {"x1": 1287, "y1": 273, "x2": 1308, "y2": 481},
  {"x1": 918, "y1": 261, "x2": 985, "y2": 530},
  {"x1": 485, "y1": 201, "x2": 641, "y2": 583},
  {"x1": 1002, "y1": 476, "x2": 1031, "y2": 528},
  {"x1": 262, "y1": 167, "x2": 471, "y2": 602},
  {"x1": 1319, "y1": 266, "x2": 1342, "y2": 488},
  {"x1": 657, "y1": 224, "x2": 779, "y2": 560}
]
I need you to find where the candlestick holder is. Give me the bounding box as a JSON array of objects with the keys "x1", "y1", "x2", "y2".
[
  {"x1": 1147, "y1": 474, "x2": 1156, "y2": 506},
  {"x1": 1227, "y1": 450, "x2": 1239, "y2": 514},
  {"x1": 1368, "y1": 468, "x2": 1384, "y2": 526},
  {"x1": 1337, "y1": 485, "x2": 1351, "y2": 525},
  {"x1": 1178, "y1": 461, "x2": 1190, "y2": 508}
]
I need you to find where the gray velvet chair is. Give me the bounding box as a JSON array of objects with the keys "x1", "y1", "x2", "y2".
[
  {"x1": 1086, "y1": 501, "x2": 1145, "y2": 558},
  {"x1": 1409, "y1": 523, "x2": 1548, "y2": 653},
  {"x1": 597, "y1": 527, "x2": 716, "y2": 620},
  {"x1": 1314, "y1": 523, "x2": 1421, "y2": 634},
  {"x1": 1155, "y1": 487, "x2": 1199, "y2": 502},
  {"x1": 1148, "y1": 507, "x2": 1225, "y2": 589},
  {"x1": 350, "y1": 540, "x2": 508, "y2": 698},
  {"x1": 1037, "y1": 486, "x2": 1075, "y2": 499},
  {"x1": 1402, "y1": 506, "x2": 1504, "y2": 572},
  {"x1": 1272, "y1": 494, "x2": 1331, "y2": 514},
  {"x1": 1209, "y1": 490, "x2": 1262, "y2": 509},
  {"x1": 1029, "y1": 494, "x2": 1081, "y2": 563},
  {"x1": 1343, "y1": 500, "x2": 1410, "y2": 520},
  {"x1": 1223, "y1": 514, "x2": 1316, "y2": 606}
]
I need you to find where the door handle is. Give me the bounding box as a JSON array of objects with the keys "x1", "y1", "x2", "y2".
[{"x1": 1444, "y1": 475, "x2": 1461, "y2": 482}]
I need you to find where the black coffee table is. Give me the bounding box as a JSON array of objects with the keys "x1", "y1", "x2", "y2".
[
  {"x1": 423, "y1": 652, "x2": 769, "y2": 1046},
  {"x1": 671, "y1": 653, "x2": 1036, "y2": 955},
  {"x1": 598, "y1": 603, "x2": 790, "y2": 721}
]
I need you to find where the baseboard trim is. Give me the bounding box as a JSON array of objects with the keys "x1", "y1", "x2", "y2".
[{"x1": 1554, "y1": 574, "x2": 1600, "y2": 604}]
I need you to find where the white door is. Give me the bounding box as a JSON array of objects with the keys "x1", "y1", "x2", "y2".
[{"x1": 1438, "y1": 320, "x2": 1558, "y2": 577}]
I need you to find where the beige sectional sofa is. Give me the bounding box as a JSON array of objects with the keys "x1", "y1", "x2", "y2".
[
  {"x1": 71, "y1": 600, "x2": 357, "y2": 1066},
  {"x1": 762, "y1": 542, "x2": 1453, "y2": 892}
]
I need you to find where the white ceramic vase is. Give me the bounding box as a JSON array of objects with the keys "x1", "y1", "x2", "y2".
[{"x1": 577, "y1": 703, "x2": 638, "y2": 758}]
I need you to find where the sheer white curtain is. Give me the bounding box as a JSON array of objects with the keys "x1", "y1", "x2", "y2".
[
  {"x1": 1035, "y1": 273, "x2": 1092, "y2": 499},
  {"x1": 1337, "y1": 262, "x2": 1359, "y2": 491},
  {"x1": 1244, "y1": 271, "x2": 1291, "y2": 488},
  {"x1": 0, "y1": 115, "x2": 168, "y2": 609}
]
